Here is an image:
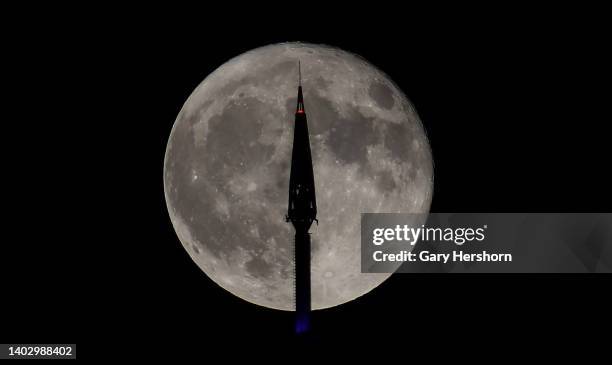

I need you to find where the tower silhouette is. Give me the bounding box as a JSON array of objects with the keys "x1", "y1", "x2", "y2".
[{"x1": 286, "y1": 61, "x2": 317, "y2": 334}]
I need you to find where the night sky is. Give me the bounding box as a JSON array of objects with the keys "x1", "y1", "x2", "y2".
[{"x1": 3, "y1": 6, "x2": 610, "y2": 356}]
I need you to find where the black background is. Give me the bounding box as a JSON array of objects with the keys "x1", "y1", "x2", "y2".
[{"x1": 2, "y1": 6, "x2": 610, "y2": 358}]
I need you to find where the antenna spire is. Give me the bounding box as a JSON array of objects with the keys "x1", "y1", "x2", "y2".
[
  {"x1": 296, "y1": 61, "x2": 305, "y2": 114},
  {"x1": 287, "y1": 57, "x2": 316, "y2": 334}
]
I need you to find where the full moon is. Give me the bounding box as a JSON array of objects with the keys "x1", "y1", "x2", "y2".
[{"x1": 163, "y1": 43, "x2": 433, "y2": 310}]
